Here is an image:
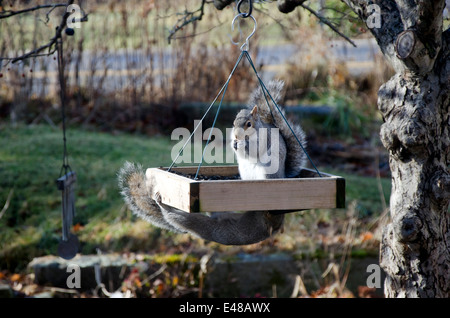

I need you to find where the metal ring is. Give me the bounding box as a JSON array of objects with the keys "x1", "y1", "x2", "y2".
[{"x1": 237, "y1": 0, "x2": 253, "y2": 18}]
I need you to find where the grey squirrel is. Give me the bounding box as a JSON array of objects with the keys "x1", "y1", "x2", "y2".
[
  {"x1": 117, "y1": 80, "x2": 307, "y2": 245},
  {"x1": 118, "y1": 161, "x2": 284, "y2": 245},
  {"x1": 231, "y1": 79, "x2": 307, "y2": 179}
]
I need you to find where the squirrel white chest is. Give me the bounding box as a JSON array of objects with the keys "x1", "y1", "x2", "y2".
[
  {"x1": 231, "y1": 128, "x2": 283, "y2": 180},
  {"x1": 237, "y1": 159, "x2": 268, "y2": 180}
]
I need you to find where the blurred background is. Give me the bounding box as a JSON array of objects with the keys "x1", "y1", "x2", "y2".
[{"x1": 0, "y1": 0, "x2": 396, "y2": 298}]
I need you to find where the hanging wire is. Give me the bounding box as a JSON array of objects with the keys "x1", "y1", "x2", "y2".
[
  {"x1": 57, "y1": 36, "x2": 72, "y2": 177},
  {"x1": 167, "y1": 51, "x2": 246, "y2": 175},
  {"x1": 242, "y1": 50, "x2": 322, "y2": 177},
  {"x1": 193, "y1": 52, "x2": 245, "y2": 179},
  {"x1": 169, "y1": 11, "x2": 322, "y2": 179}
]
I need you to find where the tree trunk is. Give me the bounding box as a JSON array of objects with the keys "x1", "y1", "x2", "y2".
[
  {"x1": 378, "y1": 51, "x2": 450, "y2": 298},
  {"x1": 343, "y1": 0, "x2": 450, "y2": 297}
]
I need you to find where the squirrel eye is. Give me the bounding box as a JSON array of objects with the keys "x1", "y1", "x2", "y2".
[{"x1": 246, "y1": 121, "x2": 252, "y2": 128}]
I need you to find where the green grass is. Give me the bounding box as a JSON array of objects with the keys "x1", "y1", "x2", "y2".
[
  {"x1": 0, "y1": 124, "x2": 390, "y2": 271},
  {"x1": 0, "y1": 124, "x2": 175, "y2": 270},
  {"x1": 333, "y1": 170, "x2": 390, "y2": 217}
]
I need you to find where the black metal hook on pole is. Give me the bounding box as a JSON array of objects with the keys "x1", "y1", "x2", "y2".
[{"x1": 237, "y1": 0, "x2": 253, "y2": 18}]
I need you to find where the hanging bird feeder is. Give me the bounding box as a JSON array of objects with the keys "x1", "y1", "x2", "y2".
[{"x1": 146, "y1": 2, "x2": 345, "y2": 213}]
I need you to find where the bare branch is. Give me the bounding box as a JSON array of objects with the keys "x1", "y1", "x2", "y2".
[
  {"x1": 42, "y1": 3, "x2": 64, "y2": 25},
  {"x1": 168, "y1": 0, "x2": 209, "y2": 44},
  {"x1": 300, "y1": 3, "x2": 356, "y2": 47},
  {"x1": 0, "y1": 0, "x2": 88, "y2": 65},
  {"x1": 210, "y1": 0, "x2": 357, "y2": 47},
  {"x1": 168, "y1": 21, "x2": 225, "y2": 42},
  {"x1": 2, "y1": 40, "x2": 57, "y2": 65},
  {"x1": 0, "y1": 4, "x2": 67, "y2": 19},
  {"x1": 253, "y1": 6, "x2": 296, "y2": 41}
]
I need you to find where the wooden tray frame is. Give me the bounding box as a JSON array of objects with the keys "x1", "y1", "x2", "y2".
[{"x1": 145, "y1": 165, "x2": 345, "y2": 213}]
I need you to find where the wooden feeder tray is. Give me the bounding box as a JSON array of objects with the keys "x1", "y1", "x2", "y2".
[{"x1": 146, "y1": 165, "x2": 345, "y2": 213}]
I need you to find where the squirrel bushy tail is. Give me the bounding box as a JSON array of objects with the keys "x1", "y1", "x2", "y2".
[
  {"x1": 247, "y1": 80, "x2": 307, "y2": 178},
  {"x1": 117, "y1": 161, "x2": 185, "y2": 233}
]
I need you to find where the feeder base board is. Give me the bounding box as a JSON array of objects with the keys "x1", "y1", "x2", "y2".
[{"x1": 145, "y1": 165, "x2": 345, "y2": 213}]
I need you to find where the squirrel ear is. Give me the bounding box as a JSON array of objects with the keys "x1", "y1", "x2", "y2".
[{"x1": 251, "y1": 105, "x2": 258, "y2": 117}]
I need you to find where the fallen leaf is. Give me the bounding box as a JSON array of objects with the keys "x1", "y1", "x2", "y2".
[
  {"x1": 358, "y1": 286, "x2": 380, "y2": 298},
  {"x1": 11, "y1": 273, "x2": 21, "y2": 282},
  {"x1": 72, "y1": 223, "x2": 84, "y2": 232},
  {"x1": 134, "y1": 278, "x2": 142, "y2": 288},
  {"x1": 360, "y1": 231, "x2": 374, "y2": 242}
]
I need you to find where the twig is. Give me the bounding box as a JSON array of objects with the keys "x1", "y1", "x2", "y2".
[
  {"x1": 205, "y1": 1, "x2": 357, "y2": 47},
  {"x1": 167, "y1": 0, "x2": 209, "y2": 44},
  {"x1": 0, "y1": 0, "x2": 87, "y2": 65},
  {"x1": 141, "y1": 264, "x2": 168, "y2": 285},
  {"x1": 290, "y1": 275, "x2": 308, "y2": 297},
  {"x1": 254, "y1": 6, "x2": 295, "y2": 41},
  {"x1": 0, "y1": 189, "x2": 13, "y2": 220},
  {"x1": 168, "y1": 22, "x2": 225, "y2": 42},
  {"x1": 300, "y1": 3, "x2": 357, "y2": 47},
  {"x1": 41, "y1": 4, "x2": 64, "y2": 25},
  {"x1": 46, "y1": 287, "x2": 80, "y2": 294},
  {"x1": 0, "y1": 4, "x2": 67, "y2": 19},
  {"x1": 321, "y1": 5, "x2": 359, "y2": 23}
]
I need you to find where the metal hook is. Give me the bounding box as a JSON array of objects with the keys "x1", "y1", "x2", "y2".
[{"x1": 231, "y1": 13, "x2": 257, "y2": 51}]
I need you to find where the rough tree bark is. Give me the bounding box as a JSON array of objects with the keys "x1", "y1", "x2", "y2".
[
  {"x1": 341, "y1": 0, "x2": 450, "y2": 298},
  {"x1": 213, "y1": 0, "x2": 450, "y2": 297}
]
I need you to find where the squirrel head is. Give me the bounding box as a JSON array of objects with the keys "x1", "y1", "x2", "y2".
[{"x1": 232, "y1": 105, "x2": 260, "y2": 141}]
